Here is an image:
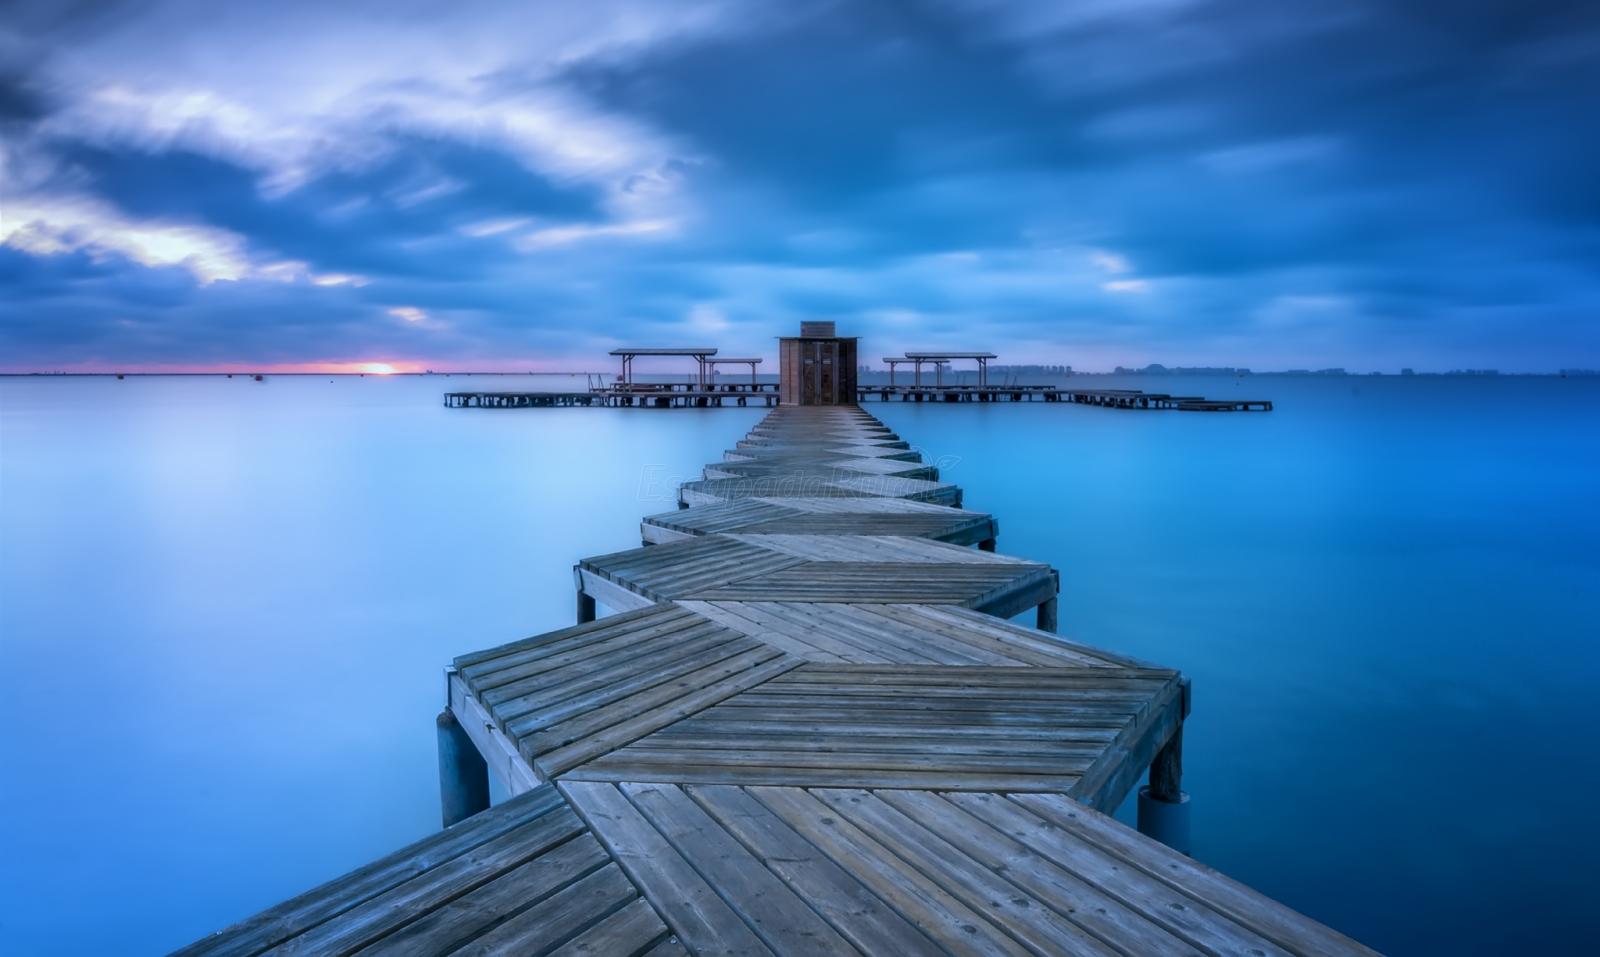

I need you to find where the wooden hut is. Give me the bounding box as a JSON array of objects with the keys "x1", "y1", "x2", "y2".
[{"x1": 778, "y1": 321, "x2": 858, "y2": 405}]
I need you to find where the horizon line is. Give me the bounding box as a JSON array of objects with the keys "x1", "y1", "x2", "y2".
[{"x1": 3, "y1": 368, "x2": 1592, "y2": 378}]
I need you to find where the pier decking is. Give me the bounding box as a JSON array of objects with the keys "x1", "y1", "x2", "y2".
[
  {"x1": 174, "y1": 784, "x2": 681, "y2": 956},
  {"x1": 639, "y1": 497, "x2": 997, "y2": 547},
  {"x1": 575, "y1": 535, "x2": 1060, "y2": 633},
  {"x1": 678, "y1": 474, "x2": 964, "y2": 508},
  {"x1": 181, "y1": 404, "x2": 1367, "y2": 956}
]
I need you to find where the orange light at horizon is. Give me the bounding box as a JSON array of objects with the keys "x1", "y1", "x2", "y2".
[
  {"x1": 271, "y1": 360, "x2": 421, "y2": 374},
  {"x1": 1, "y1": 357, "x2": 585, "y2": 375}
]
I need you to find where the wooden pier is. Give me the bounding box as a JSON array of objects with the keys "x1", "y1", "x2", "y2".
[
  {"x1": 443, "y1": 334, "x2": 1268, "y2": 412},
  {"x1": 446, "y1": 384, "x2": 1270, "y2": 411},
  {"x1": 445, "y1": 385, "x2": 780, "y2": 409},
  {"x1": 182, "y1": 404, "x2": 1370, "y2": 956},
  {"x1": 857, "y1": 384, "x2": 1272, "y2": 411}
]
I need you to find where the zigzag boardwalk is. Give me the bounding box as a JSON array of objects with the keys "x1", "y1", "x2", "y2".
[{"x1": 180, "y1": 405, "x2": 1374, "y2": 956}]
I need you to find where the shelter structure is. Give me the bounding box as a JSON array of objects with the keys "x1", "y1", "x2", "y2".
[
  {"x1": 778, "y1": 321, "x2": 858, "y2": 405},
  {"x1": 609, "y1": 347, "x2": 718, "y2": 389},
  {"x1": 881, "y1": 357, "x2": 914, "y2": 388},
  {"x1": 904, "y1": 350, "x2": 998, "y2": 388}
]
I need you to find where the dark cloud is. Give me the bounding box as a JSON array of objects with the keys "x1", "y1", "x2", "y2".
[
  {"x1": 0, "y1": 73, "x2": 50, "y2": 124},
  {"x1": 3, "y1": 0, "x2": 1599, "y2": 370},
  {"x1": 43, "y1": 137, "x2": 603, "y2": 279},
  {"x1": 565, "y1": 2, "x2": 1085, "y2": 203}
]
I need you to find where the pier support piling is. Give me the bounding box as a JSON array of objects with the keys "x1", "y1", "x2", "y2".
[
  {"x1": 436, "y1": 709, "x2": 490, "y2": 828},
  {"x1": 1036, "y1": 595, "x2": 1058, "y2": 633},
  {"x1": 1137, "y1": 727, "x2": 1190, "y2": 854},
  {"x1": 978, "y1": 537, "x2": 997, "y2": 552},
  {"x1": 576, "y1": 589, "x2": 597, "y2": 624}
]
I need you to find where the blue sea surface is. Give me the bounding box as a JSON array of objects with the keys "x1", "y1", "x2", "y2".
[{"x1": 1, "y1": 373, "x2": 1597, "y2": 955}]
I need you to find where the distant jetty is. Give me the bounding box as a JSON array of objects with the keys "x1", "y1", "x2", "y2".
[{"x1": 445, "y1": 323, "x2": 1271, "y2": 411}]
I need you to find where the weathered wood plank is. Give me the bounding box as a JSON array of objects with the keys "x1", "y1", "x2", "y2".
[
  {"x1": 619, "y1": 781, "x2": 860, "y2": 955},
  {"x1": 684, "y1": 784, "x2": 941, "y2": 955},
  {"x1": 454, "y1": 604, "x2": 696, "y2": 675},
  {"x1": 559, "y1": 781, "x2": 779, "y2": 956},
  {"x1": 444, "y1": 864, "x2": 652, "y2": 956},
  {"x1": 530, "y1": 653, "x2": 801, "y2": 778},
  {"x1": 344, "y1": 832, "x2": 610, "y2": 955},
  {"x1": 810, "y1": 788, "x2": 1119, "y2": 956},
  {"x1": 876, "y1": 789, "x2": 1208, "y2": 956},
  {"x1": 264, "y1": 805, "x2": 586, "y2": 955},
  {"x1": 174, "y1": 788, "x2": 567, "y2": 957},
  {"x1": 545, "y1": 897, "x2": 679, "y2": 956},
  {"x1": 564, "y1": 761, "x2": 1082, "y2": 792},
  {"x1": 1000, "y1": 792, "x2": 1381, "y2": 956},
  {"x1": 496, "y1": 634, "x2": 759, "y2": 732},
  {"x1": 746, "y1": 786, "x2": 1035, "y2": 957}
]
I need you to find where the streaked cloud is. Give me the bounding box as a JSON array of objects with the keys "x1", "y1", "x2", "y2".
[
  {"x1": 2, "y1": 0, "x2": 1597, "y2": 372},
  {"x1": 1, "y1": 194, "x2": 252, "y2": 282},
  {"x1": 310, "y1": 272, "x2": 369, "y2": 288},
  {"x1": 1090, "y1": 250, "x2": 1133, "y2": 276},
  {"x1": 387, "y1": 306, "x2": 429, "y2": 323},
  {"x1": 460, "y1": 217, "x2": 532, "y2": 238},
  {"x1": 516, "y1": 218, "x2": 677, "y2": 250}
]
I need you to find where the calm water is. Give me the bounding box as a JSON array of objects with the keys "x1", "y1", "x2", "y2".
[{"x1": 2, "y1": 374, "x2": 1597, "y2": 955}]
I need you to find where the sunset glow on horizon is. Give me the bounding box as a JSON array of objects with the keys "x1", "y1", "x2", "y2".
[{"x1": 0, "y1": 359, "x2": 594, "y2": 376}]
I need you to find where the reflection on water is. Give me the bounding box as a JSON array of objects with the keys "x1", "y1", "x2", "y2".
[{"x1": 1, "y1": 373, "x2": 1597, "y2": 955}]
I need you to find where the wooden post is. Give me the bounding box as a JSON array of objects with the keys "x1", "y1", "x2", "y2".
[
  {"x1": 1148, "y1": 725, "x2": 1183, "y2": 802},
  {"x1": 1138, "y1": 725, "x2": 1190, "y2": 853},
  {"x1": 436, "y1": 709, "x2": 489, "y2": 828},
  {"x1": 1036, "y1": 596, "x2": 1058, "y2": 633},
  {"x1": 978, "y1": 538, "x2": 997, "y2": 552},
  {"x1": 576, "y1": 589, "x2": 596, "y2": 624}
]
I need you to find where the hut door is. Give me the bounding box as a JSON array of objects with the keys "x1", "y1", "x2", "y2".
[{"x1": 798, "y1": 341, "x2": 837, "y2": 404}]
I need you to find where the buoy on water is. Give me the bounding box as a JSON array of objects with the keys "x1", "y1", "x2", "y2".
[{"x1": 254, "y1": 374, "x2": 264, "y2": 382}]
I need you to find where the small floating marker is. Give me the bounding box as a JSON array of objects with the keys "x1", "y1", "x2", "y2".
[
  {"x1": 116, "y1": 374, "x2": 125, "y2": 380},
  {"x1": 254, "y1": 374, "x2": 264, "y2": 382}
]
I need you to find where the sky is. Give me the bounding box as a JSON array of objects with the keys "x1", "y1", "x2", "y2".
[{"x1": 2, "y1": 0, "x2": 1597, "y2": 373}]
